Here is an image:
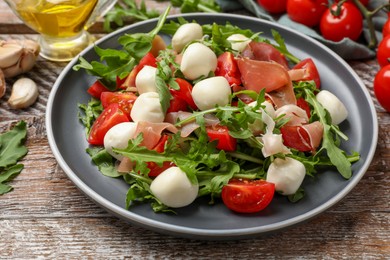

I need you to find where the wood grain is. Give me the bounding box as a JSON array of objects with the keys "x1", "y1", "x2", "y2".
[{"x1": 0, "y1": 2, "x2": 389, "y2": 259}]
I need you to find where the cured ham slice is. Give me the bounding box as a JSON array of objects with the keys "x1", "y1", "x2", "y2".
[
  {"x1": 275, "y1": 104, "x2": 309, "y2": 126},
  {"x1": 280, "y1": 121, "x2": 324, "y2": 152},
  {"x1": 135, "y1": 121, "x2": 178, "y2": 149},
  {"x1": 236, "y1": 58, "x2": 297, "y2": 108},
  {"x1": 241, "y1": 42, "x2": 289, "y2": 69}
]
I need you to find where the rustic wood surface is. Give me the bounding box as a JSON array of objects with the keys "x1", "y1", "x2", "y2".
[{"x1": 0, "y1": 1, "x2": 389, "y2": 259}]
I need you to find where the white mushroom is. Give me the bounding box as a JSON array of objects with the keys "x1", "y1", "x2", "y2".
[
  {"x1": 191, "y1": 76, "x2": 231, "y2": 111},
  {"x1": 316, "y1": 90, "x2": 348, "y2": 125},
  {"x1": 180, "y1": 42, "x2": 217, "y2": 80},
  {"x1": 227, "y1": 34, "x2": 251, "y2": 53},
  {"x1": 150, "y1": 166, "x2": 199, "y2": 208},
  {"x1": 103, "y1": 122, "x2": 138, "y2": 160},
  {"x1": 171, "y1": 23, "x2": 203, "y2": 53},
  {"x1": 130, "y1": 92, "x2": 165, "y2": 123},
  {"x1": 266, "y1": 157, "x2": 306, "y2": 195},
  {"x1": 135, "y1": 65, "x2": 157, "y2": 94}
]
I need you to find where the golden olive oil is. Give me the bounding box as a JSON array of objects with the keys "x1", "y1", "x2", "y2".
[{"x1": 16, "y1": 0, "x2": 98, "y2": 38}]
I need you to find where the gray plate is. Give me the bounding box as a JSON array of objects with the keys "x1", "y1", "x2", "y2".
[{"x1": 46, "y1": 13, "x2": 378, "y2": 240}]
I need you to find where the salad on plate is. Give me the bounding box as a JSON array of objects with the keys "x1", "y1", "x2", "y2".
[{"x1": 75, "y1": 8, "x2": 360, "y2": 214}]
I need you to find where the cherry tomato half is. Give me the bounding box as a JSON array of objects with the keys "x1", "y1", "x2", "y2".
[
  {"x1": 215, "y1": 52, "x2": 242, "y2": 87},
  {"x1": 257, "y1": 0, "x2": 287, "y2": 14},
  {"x1": 100, "y1": 91, "x2": 137, "y2": 119},
  {"x1": 320, "y1": 3, "x2": 363, "y2": 42},
  {"x1": 221, "y1": 179, "x2": 275, "y2": 213},
  {"x1": 374, "y1": 64, "x2": 390, "y2": 112},
  {"x1": 287, "y1": 0, "x2": 328, "y2": 28},
  {"x1": 147, "y1": 135, "x2": 176, "y2": 177},
  {"x1": 121, "y1": 52, "x2": 157, "y2": 89},
  {"x1": 206, "y1": 125, "x2": 237, "y2": 152},
  {"x1": 170, "y1": 78, "x2": 197, "y2": 110},
  {"x1": 377, "y1": 35, "x2": 390, "y2": 68},
  {"x1": 292, "y1": 58, "x2": 321, "y2": 88},
  {"x1": 87, "y1": 80, "x2": 109, "y2": 99},
  {"x1": 88, "y1": 103, "x2": 130, "y2": 146}
]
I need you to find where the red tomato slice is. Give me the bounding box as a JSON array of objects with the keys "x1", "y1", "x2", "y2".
[
  {"x1": 147, "y1": 135, "x2": 176, "y2": 177},
  {"x1": 215, "y1": 52, "x2": 242, "y2": 87},
  {"x1": 296, "y1": 97, "x2": 311, "y2": 119},
  {"x1": 206, "y1": 125, "x2": 237, "y2": 152},
  {"x1": 170, "y1": 78, "x2": 197, "y2": 110},
  {"x1": 221, "y1": 179, "x2": 275, "y2": 213},
  {"x1": 280, "y1": 125, "x2": 312, "y2": 152},
  {"x1": 121, "y1": 52, "x2": 157, "y2": 89},
  {"x1": 167, "y1": 91, "x2": 189, "y2": 113},
  {"x1": 292, "y1": 58, "x2": 321, "y2": 88},
  {"x1": 88, "y1": 103, "x2": 130, "y2": 146},
  {"x1": 100, "y1": 91, "x2": 137, "y2": 119},
  {"x1": 87, "y1": 80, "x2": 109, "y2": 99}
]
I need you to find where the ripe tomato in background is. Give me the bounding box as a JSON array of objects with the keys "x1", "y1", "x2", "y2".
[
  {"x1": 287, "y1": 0, "x2": 328, "y2": 27},
  {"x1": 383, "y1": 18, "x2": 390, "y2": 38},
  {"x1": 377, "y1": 35, "x2": 390, "y2": 67},
  {"x1": 221, "y1": 179, "x2": 275, "y2": 213},
  {"x1": 88, "y1": 103, "x2": 129, "y2": 145},
  {"x1": 374, "y1": 64, "x2": 390, "y2": 112},
  {"x1": 257, "y1": 0, "x2": 287, "y2": 14},
  {"x1": 320, "y1": 3, "x2": 363, "y2": 42}
]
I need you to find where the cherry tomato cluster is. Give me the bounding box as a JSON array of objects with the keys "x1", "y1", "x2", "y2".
[
  {"x1": 257, "y1": 0, "x2": 366, "y2": 42},
  {"x1": 374, "y1": 14, "x2": 390, "y2": 113}
]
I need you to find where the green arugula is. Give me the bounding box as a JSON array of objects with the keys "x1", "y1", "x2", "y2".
[
  {"x1": 78, "y1": 99, "x2": 103, "y2": 137},
  {"x1": 0, "y1": 121, "x2": 28, "y2": 195}
]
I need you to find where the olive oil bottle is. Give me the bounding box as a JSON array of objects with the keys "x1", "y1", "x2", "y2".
[{"x1": 15, "y1": 0, "x2": 98, "y2": 38}]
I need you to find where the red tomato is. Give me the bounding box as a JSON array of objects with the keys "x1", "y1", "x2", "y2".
[
  {"x1": 170, "y1": 78, "x2": 197, "y2": 110},
  {"x1": 377, "y1": 35, "x2": 390, "y2": 68},
  {"x1": 383, "y1": 15, "x2": 390, "y2": 38},
  {"x1": 287, "y1": 0, "x2": 328, "y2": 27},
  {"x1": 292, "y1": 58, "x2": 321, "y2": 88},
  {"x1": 215, "y1": 52, "x2": 242, "y2": 87},
  {"x1": 373, "y1": 64, "x2": 390, "y2": 112},
  {"x1": 167, "y1": 91, "x2": 189, "y2": 113},
  {"x1": 280, "y1": 125, "x2": 312, "y2": 152},
  {"x1": 221, "y1": 179, "x2": 275, "y2": 213},
  {"x1": 206, "y1": 125, "x2": 237, "y2": 152},
  {"x1": 121, "y1": 52, "x2": 157, "y2": 89},
  {"x1": 257, "y1": 0, "x2": 287, "y2": 14},
  {"x1": 296, "y1": 97, "x2": 311, "y2": 118},
  {"x1": 147, "y1": 135, "x2": 176, "y2": 177},
  {"x1": 100, "y1": 92, "x2": 137, "y2": 119},
  {"x1": 88, "y1": 103, "x2": 130, "y2": 145},
  {"x1": 320, "y1": 3, "x2": 363, "y2": 42},
  {"x1": 87, "y1": 80, "x2": 109, "y2": 99}
]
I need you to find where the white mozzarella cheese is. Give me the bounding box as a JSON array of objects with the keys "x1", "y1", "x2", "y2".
[
  {"x1": 180, "y1": 42, "x2": 217, "y2": 80},
  {"x1": 130, "y1": 92, "x2": 165, "y2": 123},
  {"x1": 103, "y1": 122, "x2": 137, "y2": 160},
  {"x1": 171, "y1": 23, "x2": 203, "y2": 53},
  {"x1": 316, "y1": 90, "x2": 348, "y2": 125},
  {"x1": 227, "y1": 34, "x2": 251, "y2": 52},
  {"x1": 135, "y1": 65, "x2": 158, "y2": 94},
  {"x1": 191, "y1": 76, "x2": 231, "y2": 110},
  {"x1": 266, "y1": 157, "x2": 306, "y2": 195},
  {"x1": 150, "y1": 167, "x2": 199, "y2": 208}
]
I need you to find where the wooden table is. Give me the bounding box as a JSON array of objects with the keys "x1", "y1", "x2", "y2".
[{"x1": 0, "y1": 1, "x2": 389, "y2": 258}]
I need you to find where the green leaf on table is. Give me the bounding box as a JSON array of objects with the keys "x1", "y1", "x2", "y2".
[
  {"x1": 0, "y1": 121, "x2": 28, "y2": 168},
  {"x1": 0, "y1": 164, "x2": 24, "y2": 195}
]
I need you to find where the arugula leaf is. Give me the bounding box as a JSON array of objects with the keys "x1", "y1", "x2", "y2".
[
  {"x1": 86, "y1": 147, "x2": 121, "y2": 177},
  {"x1": 171, "y1": 0, "x2": 221, "y2": 13},
  {"x1": 271, "y1": 30, "x2": 300, "y2": 64},
  {"x1": 303, "y1": 87, "x2": 358, "y2": 179},
  {"x1": 0, "y1": 164, "x2": 24, "y2": 195},
  {"x1": 0, "y1": 121, "x2": 28, "y2": 195},
  {"x1": 78, "y1": 99, "x2": 103, "y2": 137},
  {"x1": 0, "y1": 121, "x2": 28, "y2": 168}
]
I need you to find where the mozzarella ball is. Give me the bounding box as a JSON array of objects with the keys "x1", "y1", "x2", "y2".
[
  {"x1": 192, "y1": 76, "x2": 231, "y2": 110},
  {"x1": 104, "y1": 122, "x2": 137, "y2": 160},
  {"x1": 316, "y1": 90, "x2": 348, "y2": 125},
  {"x1": 135, "y1": 65, "x2": 157, "y2": 94},
  {"x1": 130, "y1": 92, "x2": 164, "y2": 123},
  {"x1": 150, "y1": 167, "x2": 199, "y2": 208},
  {"x1": 171, "y1": 23, "x2": 203, "y2": 53},
  {"x1": 180, "y1": 42, "x2": 217, "y2": 80},
  {"x1": 266, "y1": 157, "x2": 306, "y2": 195},
  {"x1": 227, "y1": 34, "x2": 251, "y2": 52}
]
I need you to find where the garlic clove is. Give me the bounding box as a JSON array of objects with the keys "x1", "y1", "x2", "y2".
[
  {"x1": 0, "y1": 41, "x2": 23, "y2": 68},
  {"x1": 8, "y1": 77, "x2": 39, "y2": 109},
  {"x1": 0, "y1": 69, "x2": 5, "y2": 98}
]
